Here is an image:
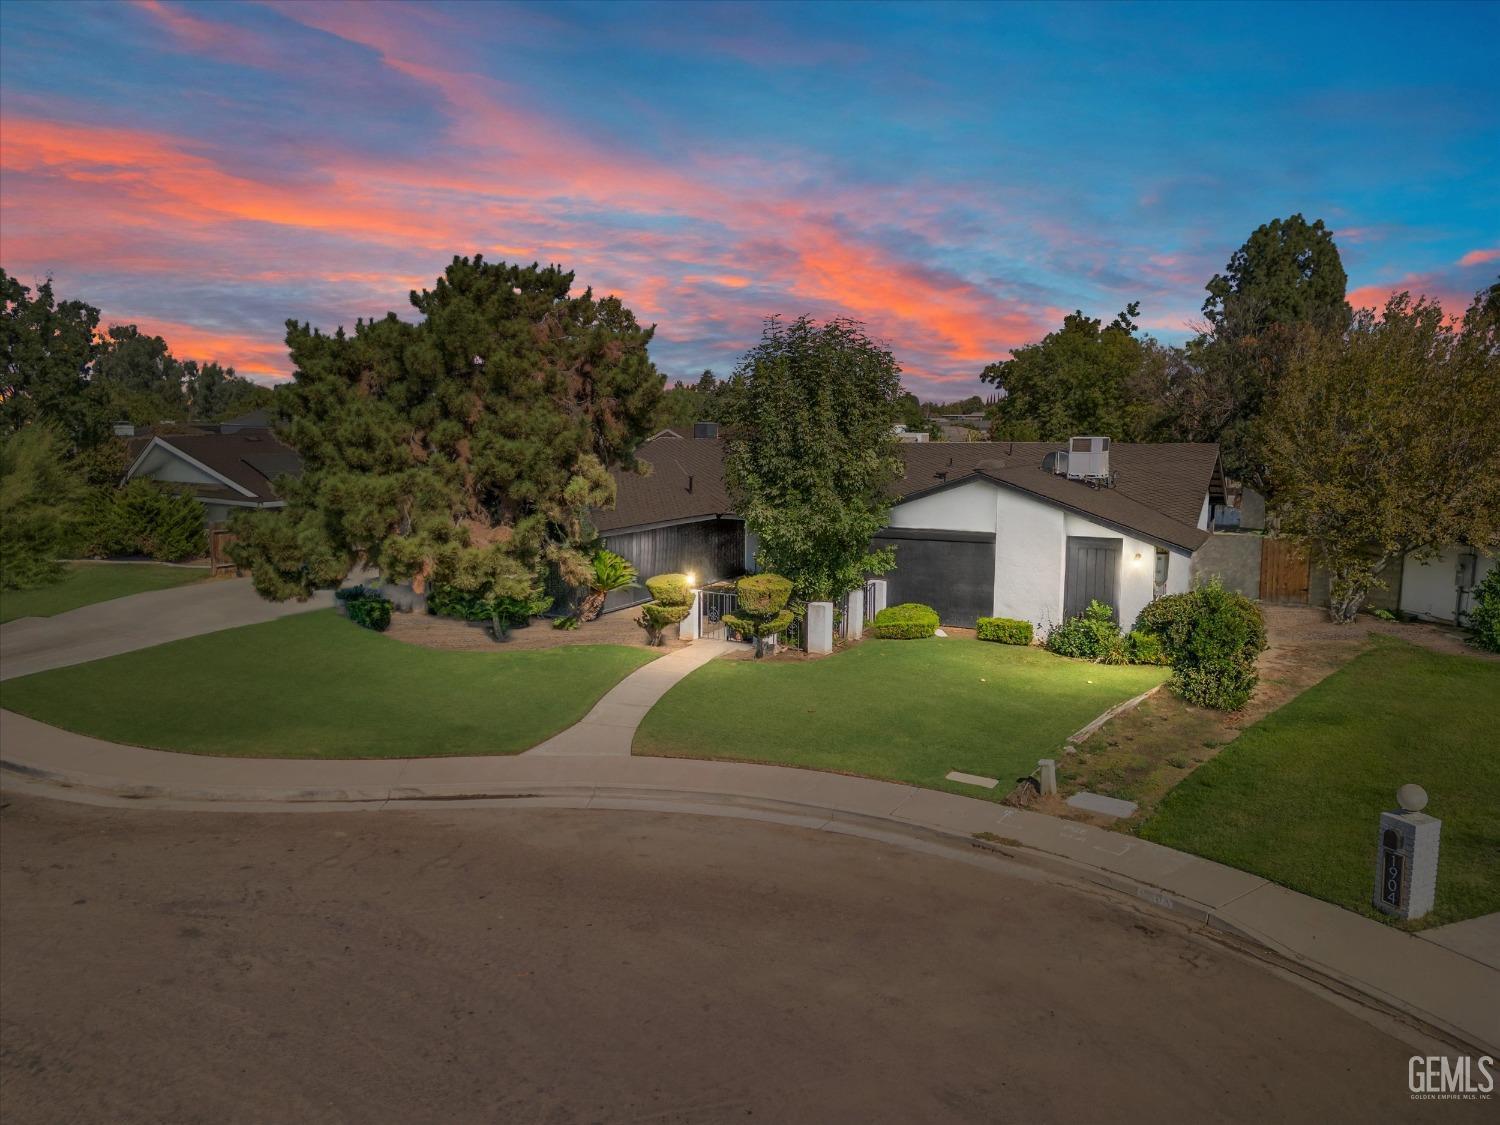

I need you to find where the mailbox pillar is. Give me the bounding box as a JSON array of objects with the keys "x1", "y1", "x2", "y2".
[{"x1": 1373, "y1": 785, "x2": 1440, "y2": 921}]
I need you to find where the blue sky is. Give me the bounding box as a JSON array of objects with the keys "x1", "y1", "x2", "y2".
[{"x1": 2, "y1": 0, "x2": 1496, "y2": 393}]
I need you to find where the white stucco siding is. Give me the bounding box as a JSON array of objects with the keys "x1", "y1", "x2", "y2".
[
  {"x1": 1163, "y1": 549, "x2": 1192, "y2": 597},
  {"x1": 1400, "y1": 548, "x2": 1496, "y2": 623},
  {"x1": 1197, "y1": 492, "x2": 1211, "y2": 530},
  {"x1": 887, "y1": 480, "x2": 998, "y2": 534},
  {"x1": 991, "y1": 488, "x2": 1065, "y2": 629}
]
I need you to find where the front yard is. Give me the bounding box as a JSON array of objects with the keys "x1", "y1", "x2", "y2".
[
  {"x1": 1, "y1": 562, "x2": 210, "y2": 624},
  {"x1": 1139, "y1": 637, "x2": 1500, "y2": 928},
  {"x1": 634, "y1": 636, "x2": 1166, "y2": 797},
  {"x1": 0, "y1": 611, "x2": 656, "y2": 758}
]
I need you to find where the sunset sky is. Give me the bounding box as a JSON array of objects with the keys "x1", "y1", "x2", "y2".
[{"x1": 2, "y1": 0, "x2": 1496, "y2": 395}]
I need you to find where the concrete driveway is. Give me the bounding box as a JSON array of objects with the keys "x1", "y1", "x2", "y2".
[
  {"x1": 0, "y1": 576, "x2": 335, "y2": 681},
  {"x1": 0, "y1": 795, "x2": 1472, "y2": 1125}
]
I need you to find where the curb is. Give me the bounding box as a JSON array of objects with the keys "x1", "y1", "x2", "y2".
[{"x1": 3, "y1": 755, "x2": 1491, "y2": 1056}]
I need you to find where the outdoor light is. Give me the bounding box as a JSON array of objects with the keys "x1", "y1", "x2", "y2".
[
  {"x1": 1133, "y1": 552, "x2": 1143, "y2": 564},
  {"x1": 685, "y1": 571, "x2": 697, "y2": 588}
]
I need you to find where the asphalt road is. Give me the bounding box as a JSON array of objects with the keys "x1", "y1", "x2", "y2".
[{"x1": 0, "y1": 795, "x2": 1469, "y2": 1124}]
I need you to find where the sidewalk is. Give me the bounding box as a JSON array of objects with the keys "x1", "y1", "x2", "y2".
[{"x1": 2, "y1": 706, "x2": 1495, "y2": 1054}]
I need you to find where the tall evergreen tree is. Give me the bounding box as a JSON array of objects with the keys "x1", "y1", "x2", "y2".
[
  {"x1": 721, "y1": 316, "x2": 903, "y2": 602},
  {"x1": 230, "y1": 257, "x2": 663, "y2": 605}
]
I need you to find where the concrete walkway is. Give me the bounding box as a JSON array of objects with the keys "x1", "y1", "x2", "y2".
[
  {"x1": 0, "y1": 576, "x2": 336, "y2": 681},
  {"x1": 1, "y1": 706, "x2": 1495, "y2": 1054},
  {"x1": 525, "y1": 639, "x2": 737, "y2": 756}
]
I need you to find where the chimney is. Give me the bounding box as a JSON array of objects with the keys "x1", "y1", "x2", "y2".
[
  {"x1": 112, "y1": 421, "x2": 136, "y2": 438},
  {"x1": 692, "y1": 421, "x2": 719, "y2": 440}
]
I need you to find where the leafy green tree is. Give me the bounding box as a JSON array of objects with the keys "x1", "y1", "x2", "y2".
[
  {"x1": 91, "y1": 324, "x2": 187, "y2": 422},
  {"x1": 1, "y1": 270, "x2": 103, "y2": 444},
  {"x1": 0, "y1": 424, "x2": 84, "y2": 589},
  {"x1": 981, "y1": 303, "x2": 1168, "y2": 441},
  {"x1": 1180, "y1": 215, "x2": 1352, "y2": 488},
  {"x1": 230, "y1": 256, "x2": 663, "y2": 607},
  {"x1": 1263, "y1": 286, "x2": 1500, "y2": 623},
  {"x1": 185, "y1": 361, "x2": 274, "y2": 420},
  {"x1": 1203, "y1": 214, "x2": 1351, "y2": 335},
  {"x1": 653, "y1": 369, "x2": 725, "y2": 433},
  {"x1": 721, "y1": 316, "x2": 903, "y2": 602}
]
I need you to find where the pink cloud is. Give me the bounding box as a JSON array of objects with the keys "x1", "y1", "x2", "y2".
[{"x1": 1457, "y1": 248, "x2": 1499, "y2": 267}]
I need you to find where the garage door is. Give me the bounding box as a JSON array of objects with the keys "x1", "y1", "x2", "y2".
[{"x1": 871, "y1": 528, "x2": 995, "y2": 628}]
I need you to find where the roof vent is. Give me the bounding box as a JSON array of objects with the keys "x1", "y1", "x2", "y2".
[
  {"x1": 1065, "y1": 436, "x2": 1111, "y2": 485},
  {"x1": 692, "y1": 421, "x2": 719, "y2": 440}
]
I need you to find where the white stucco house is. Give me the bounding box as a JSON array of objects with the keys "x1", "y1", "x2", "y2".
[{"x1": 596, "y1": 433, "x2": 1224, "y2": 633}]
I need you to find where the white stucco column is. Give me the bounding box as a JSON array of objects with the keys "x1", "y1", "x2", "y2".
[
  {"x1": 868, "y1": 579, "x2": 888, "y2": 616},
  {"x1": 807, "y1": 601, "x2": 834, "y2": 654},
  {"x1": 846, "y1": 588, "x2": 864, "y2": 640},
  {"x1": 679, "y1": 588, "x2": 701, "y2": 641}
]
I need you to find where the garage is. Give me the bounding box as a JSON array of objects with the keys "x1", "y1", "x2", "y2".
[{"x1": 871, "y1": 527, "x2": 995, "y2": 628}]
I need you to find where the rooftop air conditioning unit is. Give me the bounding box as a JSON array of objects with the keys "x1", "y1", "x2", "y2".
[{"x1": 1066, "y1": 436, "x2": 1111, "y2": 482}]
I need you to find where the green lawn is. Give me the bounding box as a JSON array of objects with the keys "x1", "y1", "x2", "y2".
[
  {"x1": 1, "y1": 562, "x2": 211, "y2": 624},
  {"x1": 0, "y1": 611, "x2": 658, "y2": 759},
  {"x1": 1141, "y1": 637, "x2": 1500, "y2": 928},
  {"x1": 634, "y1": 637, "x2": 1167, "y2": 798}
]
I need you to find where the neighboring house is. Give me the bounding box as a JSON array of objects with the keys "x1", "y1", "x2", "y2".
[
  {"x1": 122, "y1": 413, "x2": 301, "y2": 525},
  {"x1": 892, "y1": 424, "x2": 930, "y2": 443},
  {"x1": 598, "y1": 431, "x2": 1224, "y2": 632},
  {"x1": 1398, "y1": 548, "x2": 1494, "y2": 625}
]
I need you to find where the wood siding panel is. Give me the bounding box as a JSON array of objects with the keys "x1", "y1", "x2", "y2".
[{"x1": 1259, "y1": 538, "x2": 1310, "y2": 604}]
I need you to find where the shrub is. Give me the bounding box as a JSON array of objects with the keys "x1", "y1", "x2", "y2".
[
  {"x1": 722, "y1": 573, "x2": 794, "y2": 656},
  {"x1": 976, "y1": 616, "x2": 1032, "y2": 645},
  {"x1": 1045, "y1": 600, "x2": 1119, "y2": 660},
  {"x1": 75, "y1": 479, "x2": 207, "y2": 562},
  {"x1": 553, "y1": 614, "x2": 580, "y2": 631},
  {"x1": 1124, "y1": 629, "x2": 1169, "y2": 666},
  {"x1": 426, "y1": 583, "x2": 493, "y2": 621},
  {"x1": 869, "y1": 602, "x2": 939, "y2": 640},
  {"x1": 1468, "y1": 567, "x2": 1500, "y2": 653},
  {"x1": 344, "y1": 593, "x2": 392, "y2": 632},
  {"x1": 1134, "y1": 579, "x2": 1266, "y2": 710},
  {"x1": 637, "y1": 572, "x2": 697, "y2": 646},
  {"x1": 644, "y1": 572, "x2": 693, "y2": 608}
]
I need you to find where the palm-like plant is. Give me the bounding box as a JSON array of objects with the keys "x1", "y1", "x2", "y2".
[{"x1": 579, "y1": 549, "x2": 638, "y2": 622}]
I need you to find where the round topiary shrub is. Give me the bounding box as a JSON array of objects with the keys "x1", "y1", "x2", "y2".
[
  {"x1": 723, "y1": 573, "x2": 794, "y2": 657},
  {"x1": 869, "y1": 602, "x2": 939, "y2": 639},
  {"x1": 637, "y1": 572, "x2": 696, "y2": 646}
]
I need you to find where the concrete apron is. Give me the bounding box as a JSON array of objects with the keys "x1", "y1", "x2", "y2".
[{"x1": 1, "y1": 709, "x2": 1496, "y2": 1056}]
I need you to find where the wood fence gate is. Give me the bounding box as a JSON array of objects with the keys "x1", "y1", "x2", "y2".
[
  {"x1": 209, "y1": 526, "x2": 239, "y2": 578},
  {"x1": 1259, "y1": 538, "x2": 1309, "y2": 603}
]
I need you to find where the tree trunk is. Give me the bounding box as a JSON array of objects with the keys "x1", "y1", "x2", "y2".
[
  {"x1": 579, "y1": 588, "x2": 608, "y2": 622},
  {"x1": 490, "y1": 609, "x2": 511, "y2": 642}
]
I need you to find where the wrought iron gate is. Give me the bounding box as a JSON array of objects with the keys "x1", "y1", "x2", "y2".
[{"x1": 699, "y1": 586, "x2": 738, "y2": 641}]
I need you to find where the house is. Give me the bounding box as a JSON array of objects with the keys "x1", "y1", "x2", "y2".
[
  {"x1": 598, "y1": 430, "x2": 1224, "y2": 632},
  {"x1": 892, "y1": 424, "x2": 930, "y2": 443},
  {"x1": 121, "y1": 413, "x2": 302, "y2": 525}
]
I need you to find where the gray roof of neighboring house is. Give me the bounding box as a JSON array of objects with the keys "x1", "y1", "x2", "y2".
[
  {"x1": 139, "y1": 429, "x2": 302, "y2": 504},
  {"x1": 598, "y1": 434, "x2": 1223, "y2": 552}
]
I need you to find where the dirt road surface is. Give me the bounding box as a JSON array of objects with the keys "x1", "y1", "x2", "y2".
[{"x1": 0, "y1": 795, "x2": 1474, "y2": 1123}]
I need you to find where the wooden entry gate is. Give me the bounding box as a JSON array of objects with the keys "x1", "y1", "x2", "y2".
[
  {"x1": 209, "y1": 526, "x2": 239, "y2": 578},
  {"x1": 1259, "y1": 538, "x2": 1309, "y2": 603}
]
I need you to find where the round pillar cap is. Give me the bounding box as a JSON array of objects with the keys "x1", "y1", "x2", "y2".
[{"x1": 1397, "y1": 784, "x2": 1428, "y2": 812}]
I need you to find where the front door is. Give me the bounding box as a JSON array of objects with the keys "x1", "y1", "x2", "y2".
[{"x1": 1064, "y1": 536, "x2": 1121, "y2": 622}]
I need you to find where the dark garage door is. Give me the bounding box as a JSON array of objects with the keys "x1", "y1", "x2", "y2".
[
  {"x1": 871, "y1": 528, "x2": 995, "y2": 628},
  {"x1": 1064, "y1": 536, "x2": 1121, "y2": 623}
]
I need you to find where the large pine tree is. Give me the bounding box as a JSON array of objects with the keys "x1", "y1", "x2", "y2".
[{"x1": 231, "y1": 257, "x2": 663, "y2": 604}]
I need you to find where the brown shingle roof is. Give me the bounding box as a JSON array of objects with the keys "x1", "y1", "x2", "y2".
[
  {"x1": 153, "y1": 429, "x2": 302, "y2": 504},
  {"x1": 598, "y1": 436, "x2": 1222, "y2": 552}
]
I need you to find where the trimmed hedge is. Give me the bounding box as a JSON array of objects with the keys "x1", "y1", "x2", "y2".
[
  {"x1": 1045, "y1": 600, "x2": 1119, "y2": 660},
  {"x1": 870, "y1": 602, "x2": 939, "y2": 640},
  {"x1": 644, "y1": 573, "x2": 693, "y2": 608},
  {"x1": 735, "y1": 573, "x2": 793, "y2": 614},
  {"x1": 976, "y1": 616, "x2": 1032, "y2": 645}
]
